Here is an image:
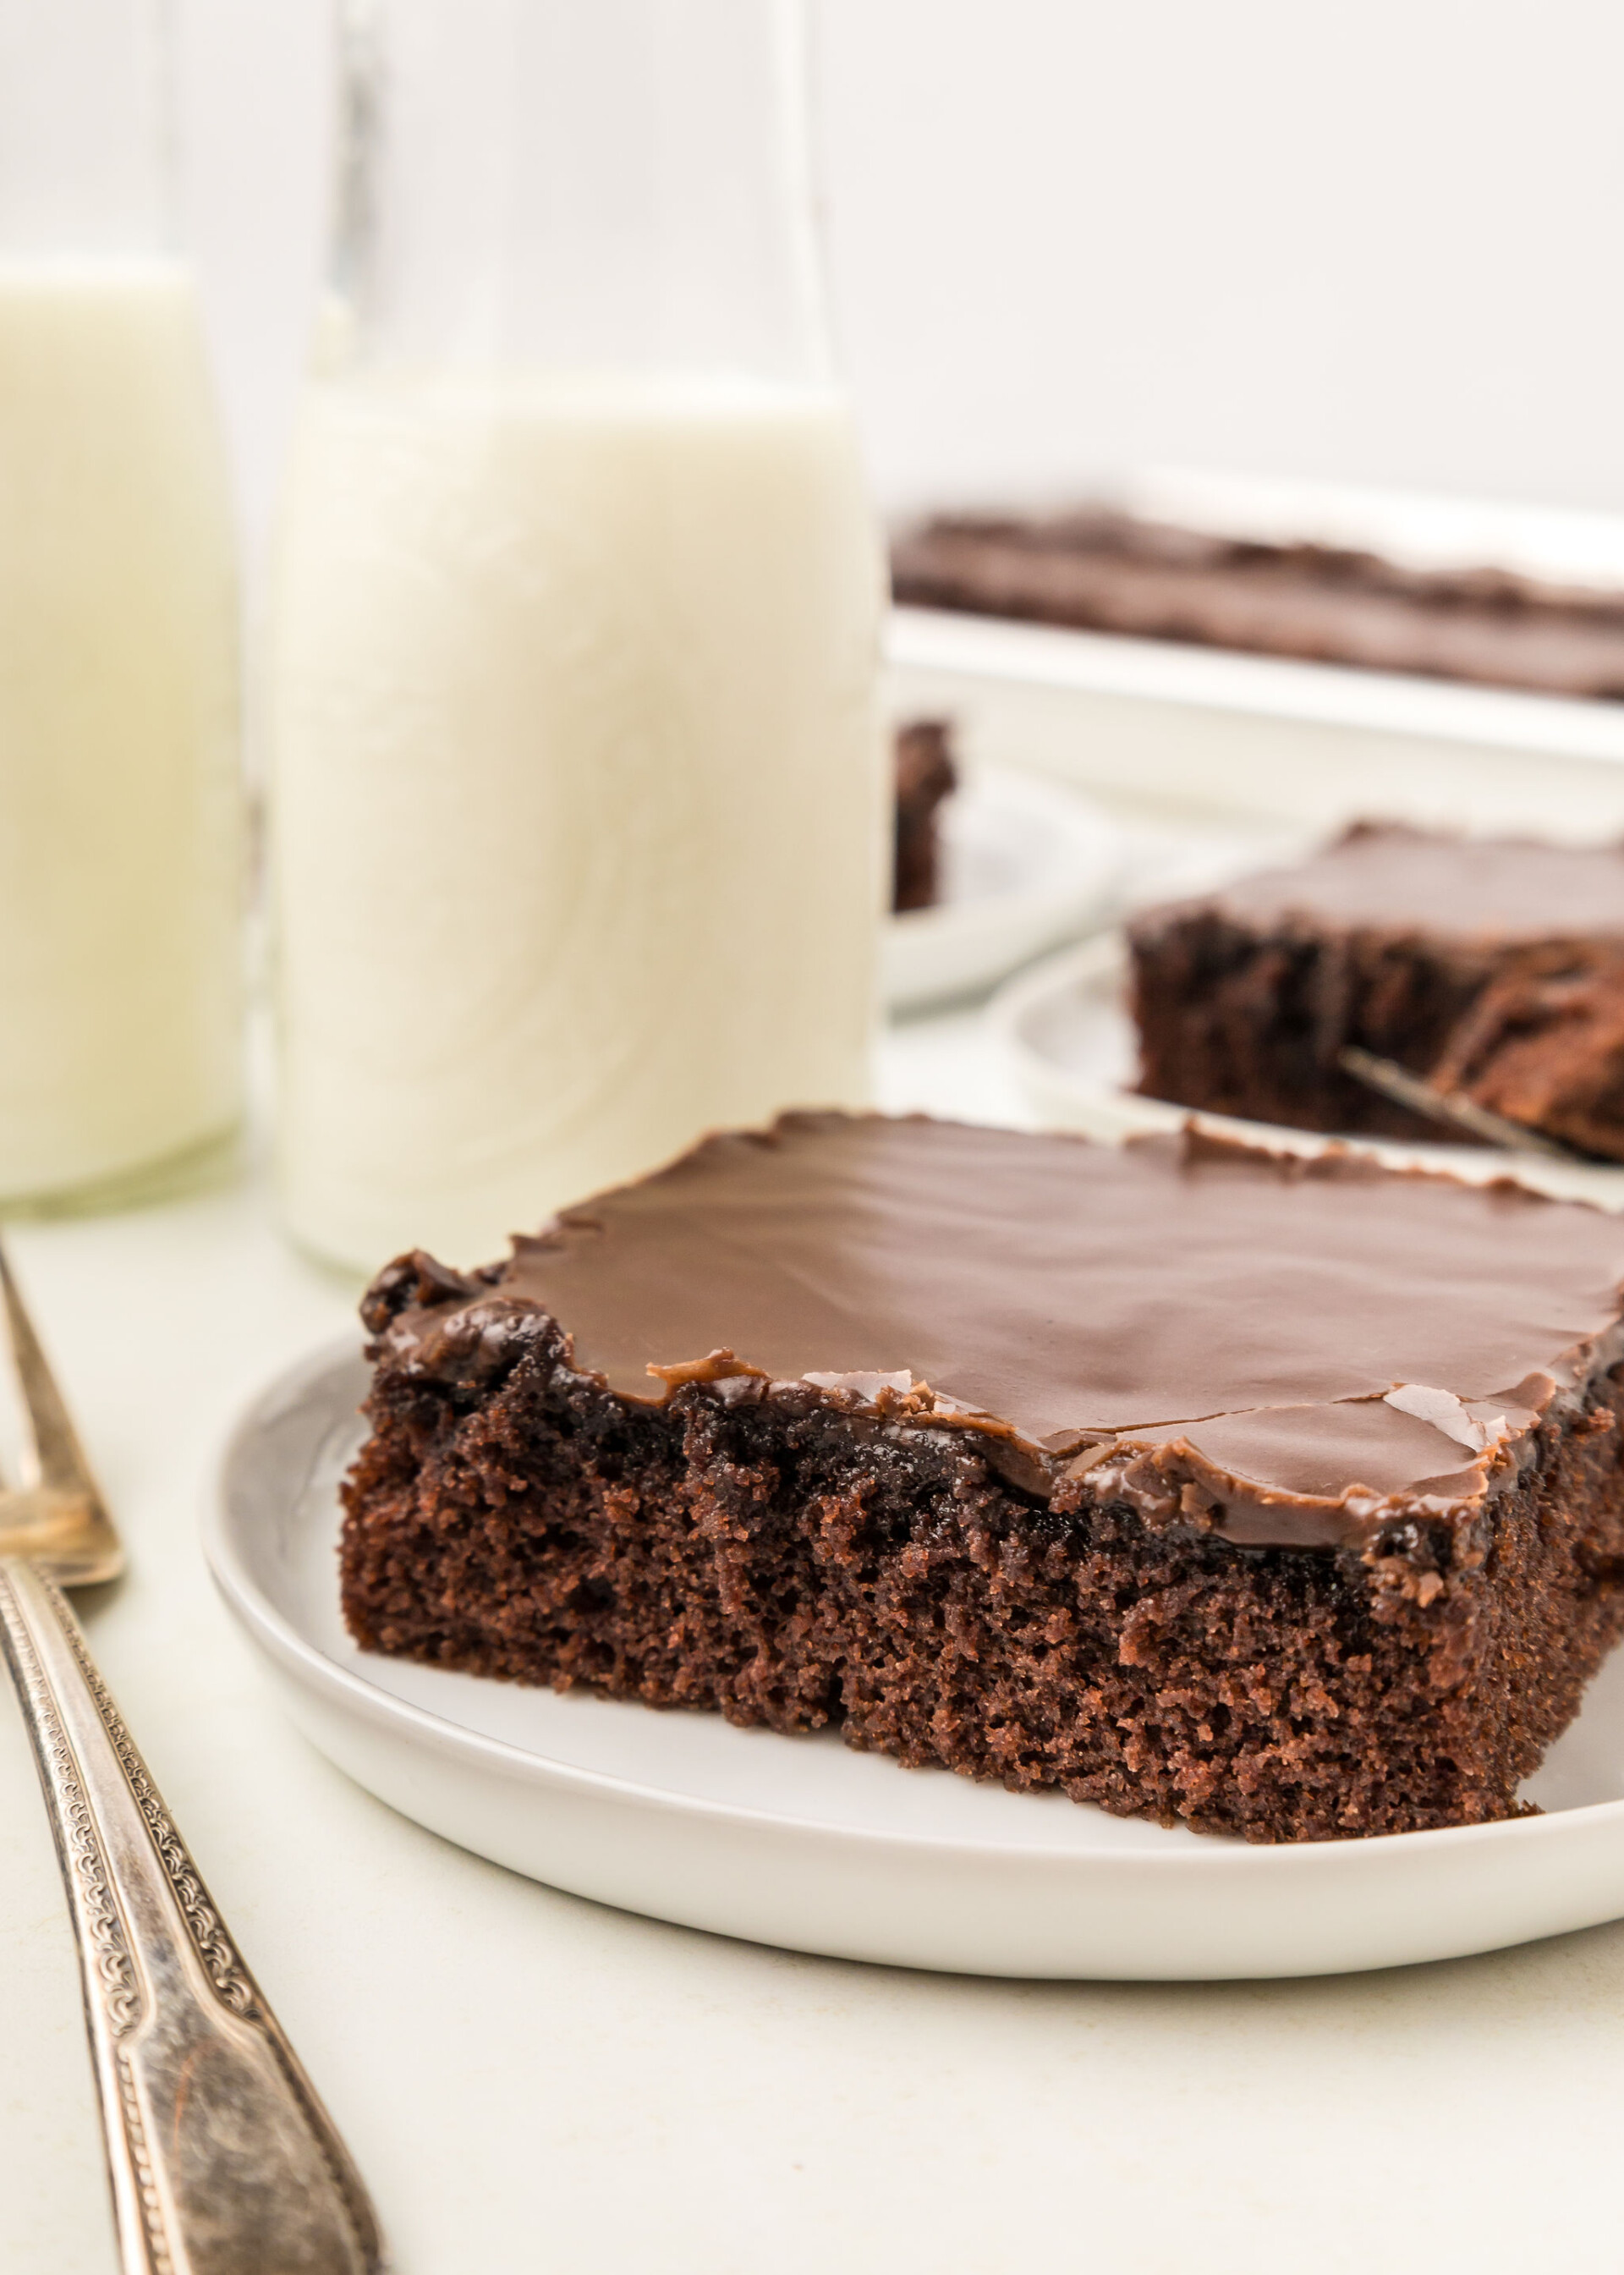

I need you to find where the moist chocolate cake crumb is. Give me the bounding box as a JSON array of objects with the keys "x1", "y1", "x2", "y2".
[
  {"x1": 340, "y1": 1114, "x2": 1624, "y2": 1843},
  {"x1": 1428, "y1": 954, "x2": 1624, "y2": 1159}
]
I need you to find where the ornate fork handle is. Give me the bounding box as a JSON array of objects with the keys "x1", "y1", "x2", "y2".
[{"x1": 0, "y1": 1558, "x2": 387, "y2": 2275}]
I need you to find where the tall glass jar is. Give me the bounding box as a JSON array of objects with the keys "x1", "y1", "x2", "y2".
[
  {"x1": 270, "y1": 0, "x2": 886, "y2": 1273},
  {"x1": 0, "y1": 0, "x2": 243, "y2": 1208}
]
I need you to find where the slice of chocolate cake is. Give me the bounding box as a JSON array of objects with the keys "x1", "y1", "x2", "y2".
[
  {"x1": 342, "y1": 1113, "x2": 1624, "y2": 1843},
  {"x1": 891, "y1": 717, "x2": 957, "y2": 912},
  {"x1": 1129, "y1": 823, "x2": 1624, "y2": 1157}
]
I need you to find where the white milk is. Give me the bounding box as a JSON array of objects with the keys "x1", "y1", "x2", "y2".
[
  {"x1": 270, "y1": 372, "x2": 885, "y2": 1270},
  {"x1": 0, "y1": 262, "x2": 241, "y2": 1201}
]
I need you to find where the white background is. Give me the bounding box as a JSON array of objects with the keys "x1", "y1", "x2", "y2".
[{"x1": 177, "y1": 0, "x2": 1624, "y2": 563}]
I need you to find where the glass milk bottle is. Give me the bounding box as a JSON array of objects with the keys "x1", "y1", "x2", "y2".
[
  {"x1": 0, "y1": 0, "x2": 242, "y2": 1207},
  {"x1": 270, "y1": 0, "x2": 886, "y2": 1272}
]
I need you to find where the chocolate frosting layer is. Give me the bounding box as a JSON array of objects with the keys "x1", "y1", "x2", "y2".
[
  {"x1": 1186, "y1": 822, "x2": 1624, "y2": 942},
  {"x1": 380, "y1": 1115, "x2": 1624, "y2": 1549}
]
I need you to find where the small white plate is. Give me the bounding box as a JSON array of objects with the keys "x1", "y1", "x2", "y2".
[
  {"x1": 208, "y1": 1340, "x2": 1624, "y2": 1981},
  {"x1": 990, "y1": 931, "x2": 1624, "y2": 1212},
  {"x1": 883, "y1": 765, "x2": 1121, "y2": 1013}
]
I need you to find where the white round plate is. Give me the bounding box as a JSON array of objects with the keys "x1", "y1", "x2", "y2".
[
  {"x1": 990, "y1": 931, "x2": 1624, "y2": 1212},
  {"x1": 883, "y1": 765, "x2": 1122, "y2": 1013},
  {"x1": 207, "y1": 1340, "x2": 1624, "y2": 1980}
]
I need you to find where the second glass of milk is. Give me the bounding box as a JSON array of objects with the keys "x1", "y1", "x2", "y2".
[
  {"x1": 270, "y1": 0, "x2": 886, "y2": 1272},
  {"x1": 0, "y1": 0, "x2": 241, "y2": 1207}
]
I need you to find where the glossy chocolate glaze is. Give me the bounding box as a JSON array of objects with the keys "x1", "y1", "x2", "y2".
[
  {"x1": 376, "y1": 1114, "x2": 1624, "y2": 1550},
  {"x1": 1195, "y1": 822, "x2": 1624, "y2": 942}
]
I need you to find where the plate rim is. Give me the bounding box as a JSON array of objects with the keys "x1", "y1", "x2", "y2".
[
  {"x1": 204, "y1": 1336, "x2": 1624, "y2": 1878},
  {"x1": 885, "y1": 761, "x2": 1122, "y2": 938},
  {"x1": 881, "y1": 761, "x2": 1126, "y2": 1013}
]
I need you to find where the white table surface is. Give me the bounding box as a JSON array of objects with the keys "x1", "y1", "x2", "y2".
[{"x1": 3, "y1": 1014, "x2": 1623, "y2": 2275}]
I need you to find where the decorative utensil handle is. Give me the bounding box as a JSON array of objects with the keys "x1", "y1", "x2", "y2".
[{"x1": 0, "y1": 1558, "x2": 387, "y2": 2275}]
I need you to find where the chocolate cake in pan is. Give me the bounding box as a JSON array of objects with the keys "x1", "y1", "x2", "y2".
[
  {"x1": 892, "y1": 508, "x2": 1624, "y2": 700},
  {"x1": 1130, "y1": 824, "x2": 1624, "y2": 1160},
  {"x1": 342, "y1": 1113, "x2": 1624, "y2": 1843}
]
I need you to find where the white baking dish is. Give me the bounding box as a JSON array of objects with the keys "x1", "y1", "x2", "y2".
[{"x1": 885, "y1": 476, "x2": 1624, "y2": 841}]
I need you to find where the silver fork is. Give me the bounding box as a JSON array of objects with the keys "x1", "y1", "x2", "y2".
[
  {"x1": 1336, "y1": 1043, "x2": 1583, "y2": 1162},
  {"x1": 0, "y1": 1237, "x2": 387, "y2": 2274}
]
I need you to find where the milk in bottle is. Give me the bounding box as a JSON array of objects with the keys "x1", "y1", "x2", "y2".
[
  {"x1": 0, "y1": 261, "x2": 240, "y2": 1200},
  {"x1": 271, "y1": 0, "x2": 884, "y2": 1269},
  {"x1": 273, "y1": 371, "x2": 881, "y2": 1267}
]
